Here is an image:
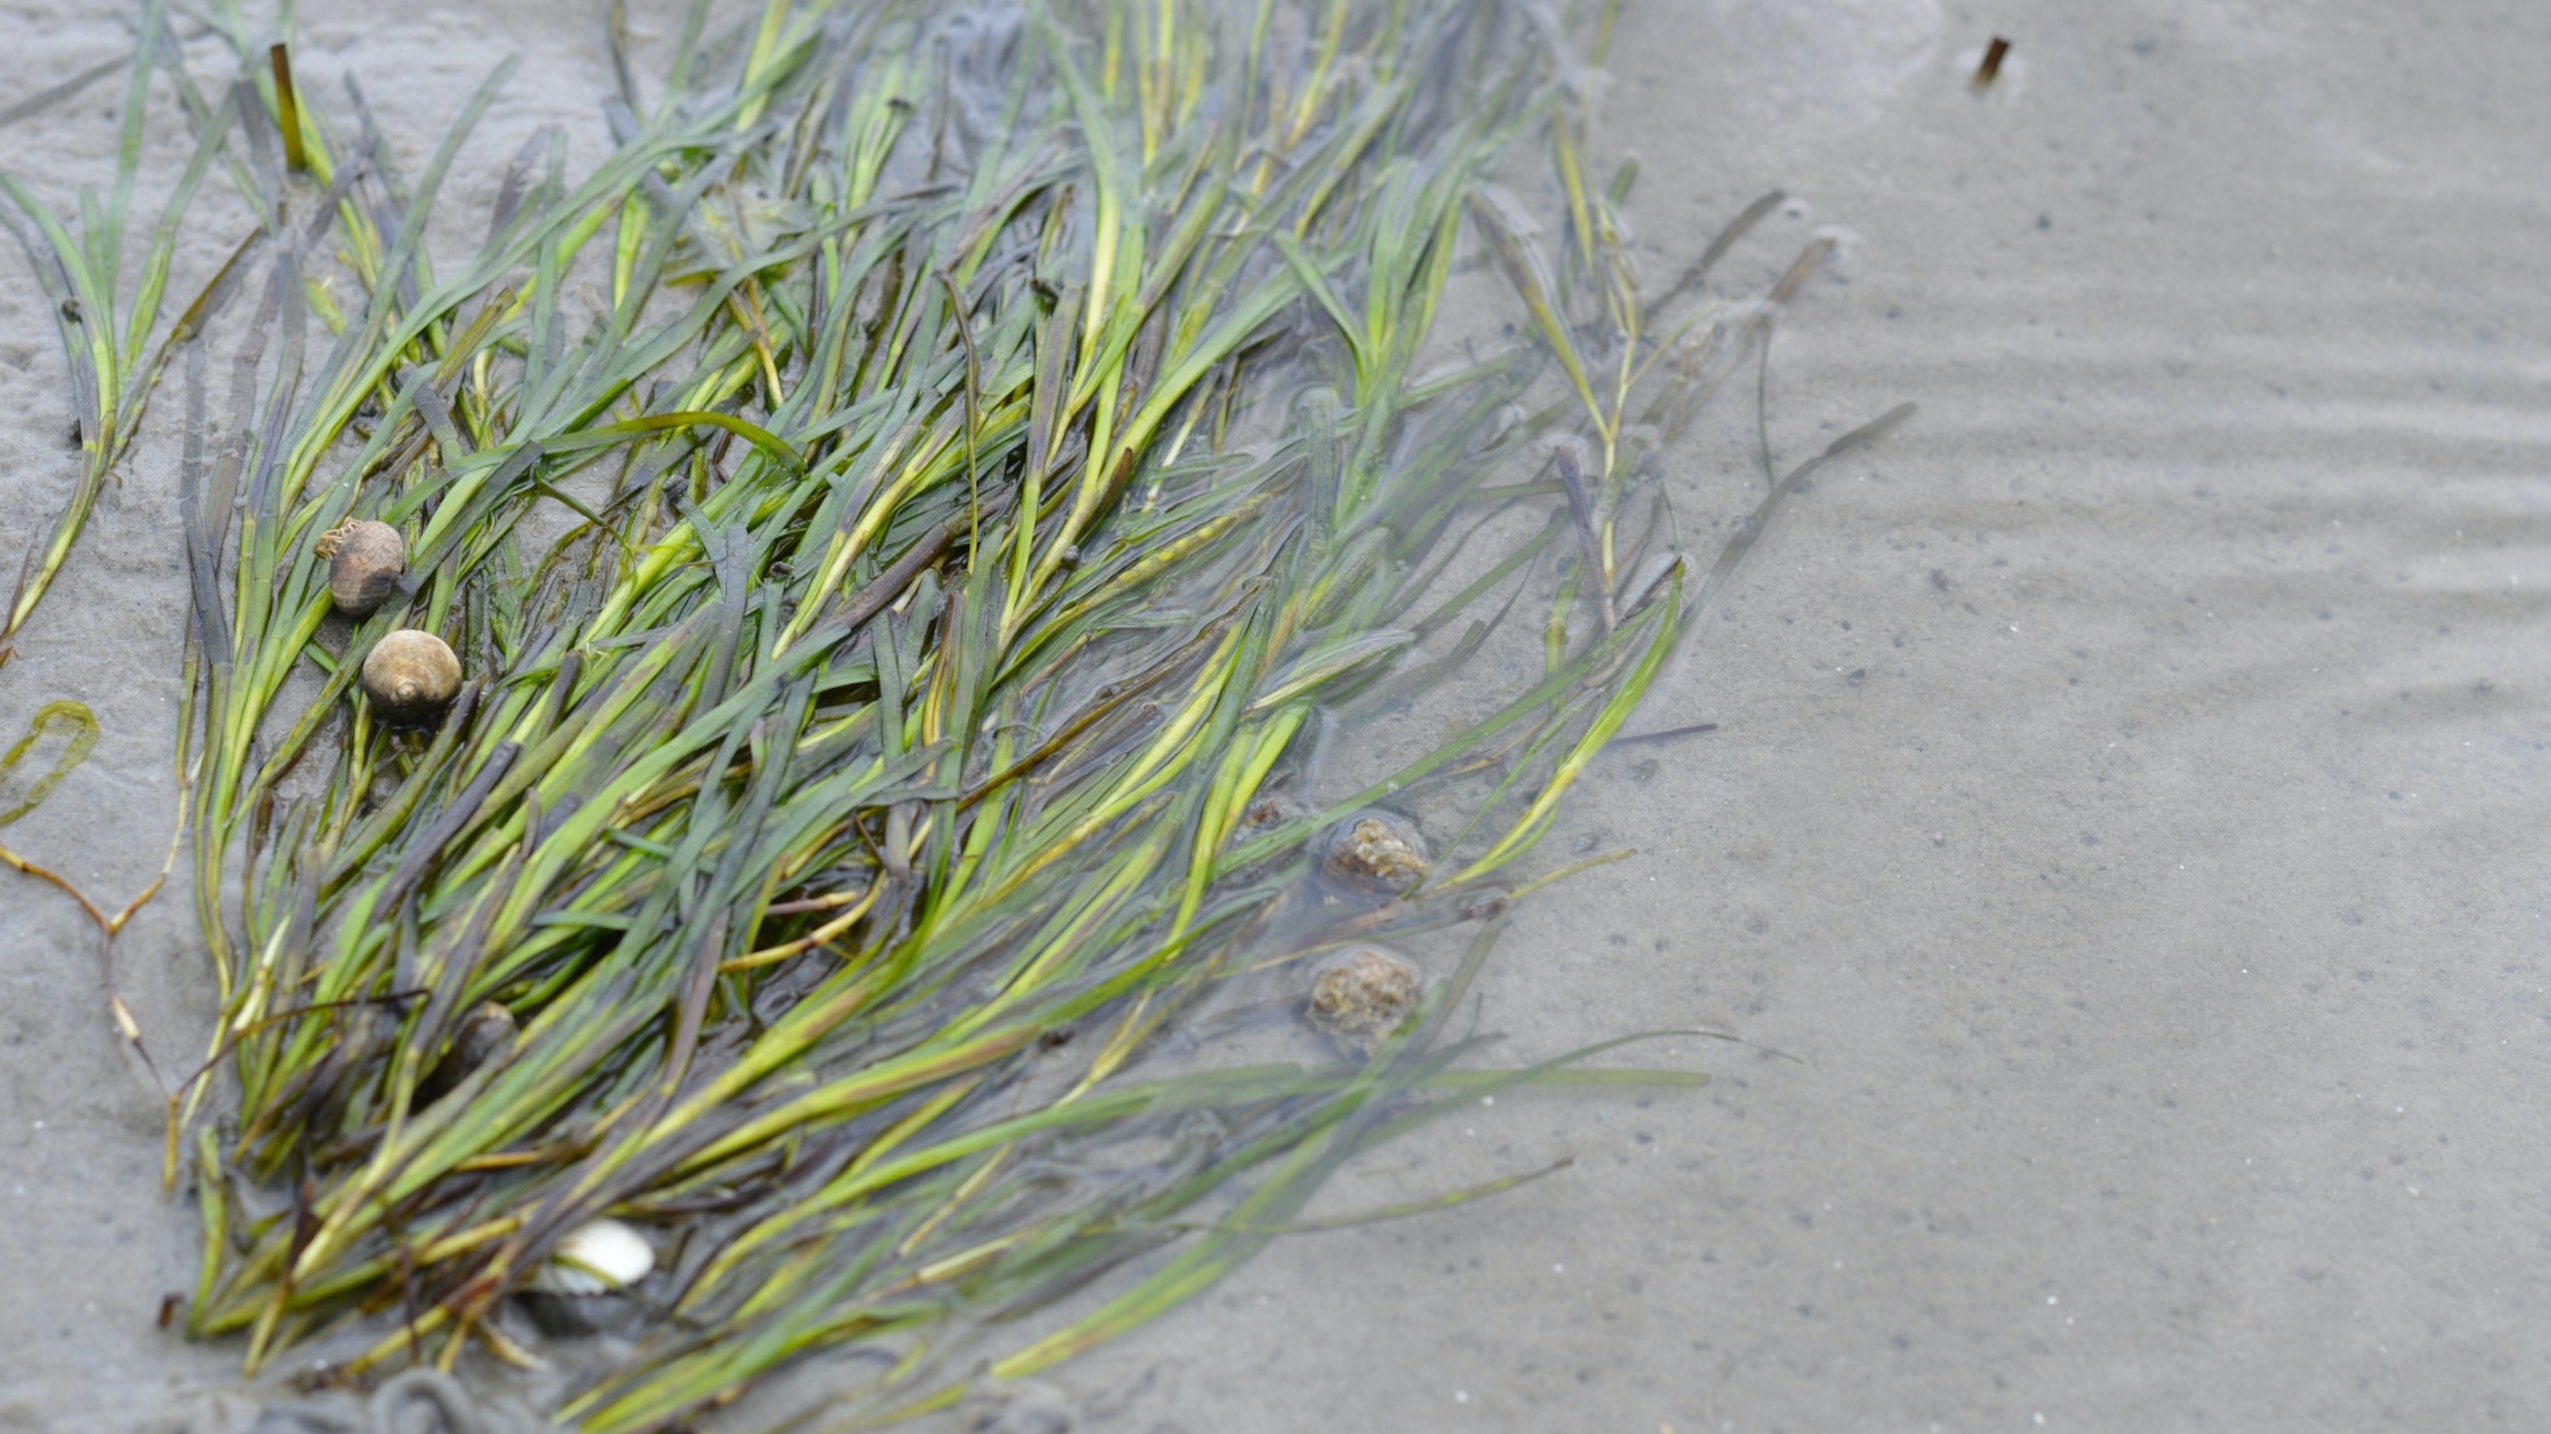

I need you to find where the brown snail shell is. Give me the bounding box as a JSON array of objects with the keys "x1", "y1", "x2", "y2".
[
  {"x1": 1306, "y1": 945, "x2": 1424, "y2": 1055},
  {"x1": 315, "y1": 519, "x2": 406, "y2": 618},
  {"x1": 1317, "y1": 810, "x2": 1429, "y2": 896},
  {"x1": 360, "y1": 629, "x2": 462, "y2": 726}
]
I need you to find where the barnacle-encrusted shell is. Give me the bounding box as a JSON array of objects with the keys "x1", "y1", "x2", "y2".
[
  {"x1": 528, "y1": 1217, "x2": 655, "y2": 1296},
  {"x1": 359, "y1": 629, "x2": 461, "y2": 726},
  {"x1": 1306, "y1": 945, "x2": 1423, "y2": 1054},
  {"x1": 1317, "y1": 811, "x2": 1429, "y2": 895},
  {"x1": 315, "y1": 519, "x2": 406, "y2": 618}
]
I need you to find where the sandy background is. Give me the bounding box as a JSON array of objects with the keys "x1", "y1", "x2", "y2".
[{"x1": 3, "y1": 1, "x2": 2546, "y2": 1431}]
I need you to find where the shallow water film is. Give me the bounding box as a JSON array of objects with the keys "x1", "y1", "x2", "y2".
[{"x1": 5, "y1": 1, "x2": 2548, "y2": 1432}]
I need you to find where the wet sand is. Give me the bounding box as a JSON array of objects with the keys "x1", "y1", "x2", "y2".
[{"x1": 4, "y1": 1, "x2": 2546, "y2": 1430}]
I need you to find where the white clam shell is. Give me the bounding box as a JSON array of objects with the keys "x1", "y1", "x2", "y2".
[{"x1": 529, "y1": 1217, "x2": 655, "y2": 1296}]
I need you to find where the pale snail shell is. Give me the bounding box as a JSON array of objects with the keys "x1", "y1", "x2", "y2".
[
  {"x1": 1306, "y1": 945, "x2": 1424, "y2": 1055},
  {"x1": 527, "y1": 1217, "x2": 656, "y2": 1297},
  {"x1": 315, "y1": 519, "x2": 406, "y2": 618},
  {"x1": 359, "y1": 629, "x2": 462, "y2": 726}
]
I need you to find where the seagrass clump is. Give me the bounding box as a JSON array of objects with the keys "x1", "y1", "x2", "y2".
[{"x1": 58, "y1": 0, "x2": 1919, "y2": 1427}]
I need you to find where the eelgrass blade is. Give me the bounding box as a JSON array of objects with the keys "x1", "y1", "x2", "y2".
[{"x1": 0, "y1": 0, "x2": 252, "y2": 659}]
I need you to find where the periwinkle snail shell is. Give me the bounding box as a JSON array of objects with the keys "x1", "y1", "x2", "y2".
[
  {"x1": 315, "y1": 519, "x2": 406, "y2": 618},
  {"x1": 1316, "y1": 810, "x2": 1429, "y2": 896},
  {"x1": 360, "y1": 629, "x2": 462, "y2": 727}
]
